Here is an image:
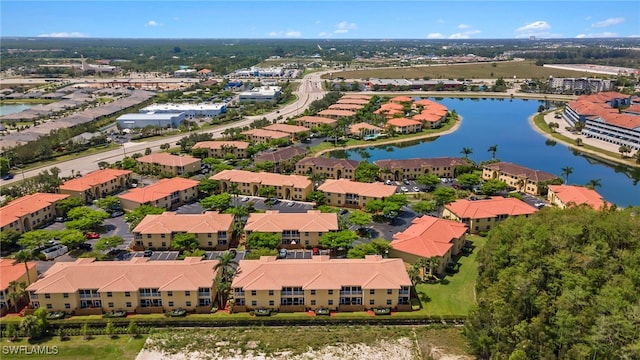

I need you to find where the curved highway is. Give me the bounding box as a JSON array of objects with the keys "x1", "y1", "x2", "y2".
[{"x1": 3, "y1": 71, "x2": 328, "y2": 184}]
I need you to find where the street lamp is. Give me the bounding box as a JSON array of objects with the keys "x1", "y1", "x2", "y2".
[{"x1": 122, "y1": 143, "x2": 127, "y2": 157}]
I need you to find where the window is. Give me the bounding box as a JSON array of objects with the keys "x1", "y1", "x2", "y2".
[
  {"x1": 107, "y1": 292, "x2": 113, "y2": 297},
  {"x1": 387, "y1": 299, "x2": 392, "y2": 305},
  {"x1": 186, "y1": 301, "x2": 192, "y2": 307},
  {"x1": 311, "y1": 300, "x2": 316, "y2": 305},
  {"x1": 328, "y1": 290, "x2": 333, "y2": 295},
  {"x1": 310, "y1": 290, "x2": 316, "y2": 295},
  {"x1": 370, "y1": 299, "x2": 375, "y2": 305},
  {"x1": 126, "y1": 302, "x2": 132, "y2": 308},
  {"x1": 370, "y1": 289, "x2": 375, "y2": 295},
  {"x1": 328, "y1": 300, "x2": 333, "y2": 306},
  {"x1": 387, "y1": 289, "x2": 392, "y2": 295},
  {"x1": 63, "y1": 293, "x2": 68, "y2": 298},
  {"x1": 46, "y1": 304, "x2": 52, "y2": 309},
  {"x1": 185, "y1": 291, "x2": 190, "y2": 296},
  {"x1": 269, "y1": 290, "x2": 274, "y2": 296},
  {"x1": 208, "y1": 242, "x2": 213, "y2": 246},
  {"x1": 251, "y1": 300, "x2": 257, "y2": 306},
  {"x1": 125, "y1": 292, "x2": 130, "y2": 297},
  {"x1": 108, "y1": 302, "x2": 114, "y2": 308},
  {"x1": 168, "y1": 301, "x2": 174, "y2": 307},
  {"x1": 269, "y1": 300, "x2": 274, "y2": 306},
  {"x1": 251, "y1": 290, "x2": 256, "y2": 296},
  {"x1": 167, "y1": 291, "x2": 173, "y2": 297},
  {"x1": 44, "y1": 293, "x2": 50, "y2": 299},
  {"x1": 65, "y1": 304, "x2": 70, "y2": 309}
]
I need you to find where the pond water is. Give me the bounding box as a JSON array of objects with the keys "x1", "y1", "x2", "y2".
[
  {"x1": 0, "y1": 104, "x2": 33, "y2": 116},
  {"x1": 330, "y1": 97, "x2": 640, "y2": 207}
]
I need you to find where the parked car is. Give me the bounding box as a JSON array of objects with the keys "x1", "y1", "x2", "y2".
[
  {"x1": 76, "y1": 243, "x2": 92, "y2": 251},
  {"x1": 110, "y1": 210, "x2": 124, "y2": 218},
  {"x1": 286, "y1": 201, "x2": 295, "y2": 207},
  {"x1": 403, "y1": 179, "x2": 410, "y2": 185},
  {"x1": 143, "y1": 250, "x2": 153, "y2": 257},
  {"x1": 385, "y1": 179, "x2": 393, "y2": 185},
  {"x1": 241, "y1": 196, "x2": 249, "y2": 202},
  {"x1": 412, "y1": 186, "x2": 420, "y2": 192},
  {"x1": 1, "y1": 173, "x2": 14, "y2": 180},
  {"x1": 278, "y1": 248, "x2": 288, "y2": 259},
  {"x1": 85, "y1": 232, "x2": 100, "y2": 239},
  {"x1": 400, "y1": 186, "x2": 409, "y2": 192},
  {"x1": 312, "y1": 247, "x2": 320, "y2": 256},
  {"x1": 54, "y1": 216, "x2": 66, "y2": 222},
  {"x1": 42, "y1": 245, "x2": 69, "y2": 260}
]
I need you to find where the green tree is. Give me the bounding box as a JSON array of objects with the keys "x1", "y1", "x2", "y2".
[
  {"x1": 460, "y1": 147, "x2": 473, "y2": 159},
  {"x1": 412, "y1": 200, "x2": 437, "y2": 214},
  {"x1": 347, "y1": 243, "x2": 377, "y2": 258},
  {"x1": 82, "y1": 322, "x2": 90, "y2": 340},
  {"x1": 433, "y1": 187, "x2": 457, "y2": 206},
  {"x1": 12, "y1": 250, "x2": 35, "y2": 285},
  {"x1": 319, "y1": 230, "x2": 358, "y2": 252},
  {"x1": 586, "y1": 178, "x2": 602, "y2": 190},
  {"x1": 354, "y1": 162, "x2": 379, "y2": 183},
  {"x1": 127, "y1": 320, "x2": 140, "y2": 338},
  {"x1": 20, "y1": 315, "x2": 40, "y2": 340},
  {"x1": 198, "y1": 178, "x2": 219, "y2": 196},
  {"x1": 105, "y1": 320, "x2": 116, "y2": 339},
  {"x1": 58, "y1": 229, "x2": 87, "y2": 249},
  {"x1": 214, "y1": 250, "x2": 239, "y2": 282},
  {"x1": 55, "y1": 196, "x2": 83, "y2": 215},
  {"x1": 243, "y1": 247, "x2": 278, "y2": 260},
  {"x1": 457, "y1": 173, "x2": 481, "y2": 189},
  {"x1": 94, "y1": 236, "x2": 124, "y2": 252},
  {"x1": 306, "y1": 190, "x2": 327, "y2": 205},
  {"x1": 0, "y1": 229, "x2": 21, "y2": 250},
  {"x1": 480, "y1": 179, "x2": 508, "y2": 195},
  {"x1": 348, "y1": 210, "x2": 372, "y2": 230},
  {"x1": 0, "y1": 157, "x2": 10, "y2": 176},
  {"x1": 18, "y1": 229, "x2": 51, "y2": 250},
  {"x1": 5, "y1": 322, "x2": 17, "y2": 342},
  {"x1": 257, "y1": 186, "x2": 276, "y2": 198},
  {"x1": 487, "y1": 144, "x2": 498, "y2": 160},
  {"x1": 8, "y1": 280, "x2": 27, "y2": 313},
  {"x1": 246, "y1": 232, "x2": 281, "y2": 249},
  {"x1": 215, "y1": 275, "x2": 231, "y2": 311},
  {"x1": 65, "y1": 207, "x2": 109, "y2": 232},
  {"x1": 124, "y1": 205, "x2": 165, "y2": 231},
  {"x1": 172, "y1": 233, "x2": 199, "y2": 252},
  {"x1": 200, "y1": 193, "x2": 232, "y2": 212},
  {"x1": 94, "y1": 196, "x2": 121, "y2": 212},
  {"x1": 561, "y1": 166, "x2": 574, "y2": 184},
  {"x1": 416, "y1": 174, "x2": 441, "y2": 188}
]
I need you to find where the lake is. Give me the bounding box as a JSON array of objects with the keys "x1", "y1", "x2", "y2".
[
  {"x1": 0, "y1": 104, "x2": 32, "y2": 116},
  {"x1": 331, "y1": 97, "x2": 640, "y2": 207}
]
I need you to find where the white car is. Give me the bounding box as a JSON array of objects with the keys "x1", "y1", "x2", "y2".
[
  {"x1": 412, "y1": 186, "x2": 420, "y2": 192},
  {"x1": 400, "y1": 186, "x2": 409, "y2": 192}
]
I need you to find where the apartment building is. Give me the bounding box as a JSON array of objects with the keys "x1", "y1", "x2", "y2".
[
  {"x1": 0, "y1": 193, "x2": 69, "y2": 235},
  {"x1": 211, "y1": 169, "x2": 312, "y2": 201},
  {"x1": 386, "y1": 118, "x2": 422, "y2": 134},
  {"x1": 118, "y1": 178, "x2": 199, "y2": 211},
  {"x1": 242, "y1": 128, "x2": 291, "y2": 144},
  {"x1": 136, "y1": 153, "x2": 201, "y2": 176},
  {"x1": 547, "y1": 185, "x2": 612, "y2": 210},
  {"x1": 443, "y1": 197, "x2": 538, "y2": 234},
  {"x1": 263, "y1": 124, "x2": 311, "y2": 139},
  {"x1": 317, "y1": 109, "x2": 356, "y2": 119},
  {"x1": 132, "y1": 212, "x2": 234, "y2": 250},
  {"x1": 254, "y1": 147, "x2": 307, "y2": 173},
  {"x1": 547, "y1": 77, "x2": 614, "y2": 94},
  {"x1": 349, "y1": 122, "x2": 383, "y2": 138},
  {"x1": 59, "y1": 169, "x2": 132, "y2": 203},
  {"x1": 295, "y1": 157, "x2": 360, "y2": 180},
  {"x1": 294, "y1": 116, "x2": 337, "y2": 129},
  {"x1": 328, "y1": 103, "x2": 364, "y2": 111},
  {"x1": 375, "y1": 157, "x2": 471, "y2": 181},
  {"x1": 231, "y1": 255, "x2": 412, "y2": 313},
  {"x1": 317, "y1": 179, "x2": 396, "y2": 208},
  {"x1": 336, "y1": 98, "x2": 370, "y2": 105},
  {"x1": 390, "y1": 216, "x2": 468, "y2": 274},
  {"x1": 481, "y1": 162, "x2": 559, "y2": 195},
  {"x1": 26, "y1": 257, "x2": 217, "y2": 315},
  {"x1": 191, "y1": 141, "x2": 250, "y2": 159},
  {"x1": 244, "y1": 210, "x2": 338, "y2": 249},
  {"x1": 0, "y1": 259, "x2": 38, "y2": 316}
]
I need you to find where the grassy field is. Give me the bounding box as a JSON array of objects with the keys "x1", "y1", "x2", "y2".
[
  {"x1": 1, "y1": 335, "x2": 147, "y2": 360},
  {"x1": 412, "y1": 235, "x2": 485, "y2": 317},
  {"x1": 326, "y1": 61, "x2": 598, "y2": 80}
]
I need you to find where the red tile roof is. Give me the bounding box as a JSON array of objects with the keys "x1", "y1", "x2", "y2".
[
  {"x1": 483, "y1": 162, "x2": 558, "y2": 183},
  {"x1": 374, "y1": 157, "x2": 470, "y2": 169},
  {"x1": 445, "y1": 197, "x2": 538, "y2": 219},
  {"x1": 211, "y1": 169, "x2": 311, "y2": 189},
  {"x1": 59, "y1": 169, "x2": 131, "y2": 192},
  {"x1": 255, "y1": 146, "x2": 307, "y2": 163},
  {"x1": 548, "y1": 185, "x2": 612, "y2": 210},
  {"x1": 245, "y1": 210, "x2": 338, "y2": 233},
  {"x1": 133, "y1": 211, "x2": 234, "y2": 234},
  {"x1": 0, "y1": 259, "x2": 37, "y2": 290},
  {"x1": 318, "y1": 179, "x2": 396, "y2": 198},
  {"x1": 390, "y1": 96, "x2": 413, "y2": 103},
  {"x1": 295, "y1": 116, "x2": 337, "y2": 126},
  {"x1": 118, "y1": 178, "x2": 198, "y2": 204},
  {"x1": 391, "y1": 216, "x2": 467, "y2": 258},
  {"x1": 242, "y1": 128, "x2": 290, "y2": 139},
  {"x1": 317, "y1": 109, "x2": 356, "y2": 117},
  {"x1": 296, "y1": 157, "x2": 360, "y2": 170},
  {"x1": 192, "y1": 141, "x2": 250, "y2": 150},
  {"x1": 349, "y1": 122, "x2": 383, "y2": 134},
  {"x1": 387, "y1": 118, "x2": 421, "y2": 127},
  {"x1": 263, "y1": 123, "x2": 310, "y2": 134},
  {"x1": 136, "y1": 153, "x2": 200, "y2": 167},
  {"x1": 329, "y1": 103, "x2": 364, "y2": 110},
  {"x1": 232, "y1": 255, "x2": 411, "y2": 291},
  {"x1": 337, "y1": 98, "x2": 370, "y2": 105},
  {"x1": 0, "y1": 193, "x2": 69, "y2": 228},
  {"x1": 339, "y1": 94, "x2": 372, "y2": 100}
]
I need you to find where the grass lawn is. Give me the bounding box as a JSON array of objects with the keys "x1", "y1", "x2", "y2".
[
  {"x1": 412, "y1": 235, "x2": 486, "y2": 317},
  {"x1": 1, "y1": 335, "x2": 146, "y2": 360}
]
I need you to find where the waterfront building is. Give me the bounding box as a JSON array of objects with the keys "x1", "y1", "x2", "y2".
[
  {"x1": 241, "y1": 128, "x2": 291, "y2": 144},
  {"x1": 0, "y1": 193, "x2": 69, "y2": 235},
  {"x1": 263, "y1": 123, "x2": 311, "y2": 140},
  {"x1": 547, "y1": 185, "x2": 612, "y2": 210},
  {"x1": 349, "y1": 122, "x2": 383, "y2": 138},
  {"x1": 375, "y1": 157, "x2": 471, "y2": 181},
  {"x1": 118, "y1": 178, "x2": 199, "y2": 211},
  {"x1": 443, "y1": 197, "x2": 537, "y2": 234},
  {"x1": 59, "y1": 169, "x2": 132, "y2": 203},
  {"x1": 481, "y1": 162, "x2": 559, "y2": 195},
  {"x1": 255, "y1": 147, "x2": 307, "y2": 173},
  {"x1": 547, "y1": 77, "x2": 614, "y2": 94},
  {"x1": 317, "y1": 109, "x2": 356, "y2": 119},
  {"x1": 295, "y1": 116, "x2": 337, "y2": 129},
  {"x1": 295, "y1": 157, "x2": 360, "y2": 180},
  {"x1": 244, "y1": 210, "x2": 338, "y2": 249},
  {"x1": 386, "y1": 118, "x2": 422, "y2": 134}
]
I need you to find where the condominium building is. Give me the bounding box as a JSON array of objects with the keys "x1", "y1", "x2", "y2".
[
  {"x1": 0, "y1": 193, "x2": 69, "y2": 235},
  {"x1": 317, "y1": 109, "x2": 356, "y2": 119},
  {"x1": 242, "y1": 128, "x2": 291, "y2": 144},
  {"x1": 136, "y1": 153, "x2": 201, "y2": 176},
  {"x1": 349, "y1": 122, "x2": 383, "y2": 138},
  {"x1": 244, "y1": 210, "x2": 338, "y2": 249},
  {"x1": 390, "y1": 216, "x2": 467, "y2": 274},
  {"x1": 295, "y1": 116, "x2": 337, "y2": 129},
  {"x1": 1, "y1": 259, "x2": 38, "y2": 316},
  {"x1": 443, "y1": 197, "x2": 537, "y2": 234},
  {"x1": 375, "y1": 157, "x2": 471, "y2": 181},
  {"x1": 59, "y1": 169, "x2": 132, "y2": 203},
  {"x1": 263, "y1": 124, "x2": 311, "y2": 139},
  {"x1": 295, "y1": 157, "x2": 360, "y2": 180},
  {"x1": 132, "y1": 212, "x2": 234, "y2": 250},
  {"x1": 547, "y1": 77, "x2": 614, "y2": 94},
  {"x1": 386, "y1": 118, "x2": 422, "y2": 134},
  {"x1": 328, "y1": 103, "x2": 364, "y2": 111},
  {"x1": 547, "y1": 185, "x2": 612, "y2": 210},
  {"x1": 26, "y1": 257, "x2": 218, "y2": 315},
  {"x1": 481, "y1": 162, "x2": 559, "y2": 195},
  {"x1": 211, "y1": 169, "x2": 312, "y2": 201},
  {"x1": 337, "y1": 98, "x2": 370, "y2": 105},
  {"x1": 231, "y1": 255, "x2": 412, "y2": 313},
  {"x1": 118, "y1": 178, "x2": 199, "y2": 211},
  {"x1": 317, "y1": 179, "x2": 396, "y2": 208},
  {"x1": 191, "y1": 141, "x2": 251, "y2": 159},
  {"x1": 254, "y1": 147, "x2": 307, "y2": 173}
]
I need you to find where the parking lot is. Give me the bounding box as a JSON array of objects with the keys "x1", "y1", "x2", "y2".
[
  {"x1": 130, "y1": 251, "x2": 180, "y2": 261},
  {"x1": 176, "y1": 196, "x2": 315, "y2": 214}
]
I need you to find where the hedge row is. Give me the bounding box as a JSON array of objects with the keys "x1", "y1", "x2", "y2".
[{"x1": 1, "y1": 325, "x2": 152, "y2": 339}]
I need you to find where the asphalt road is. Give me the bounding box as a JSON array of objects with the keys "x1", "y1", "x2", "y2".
[{"x1": 2, "y1": 71, "x2": 329, "y2": 184}]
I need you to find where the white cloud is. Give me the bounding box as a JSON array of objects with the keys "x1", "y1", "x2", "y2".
[
  {"x1": 426, "y1": 33, "x2": 445, "y2": 39},
  {"x1": 457, "y1": 24, "x2": 470, "y2": 29},
  {"x1": 334, "y1": 21, "x2": 357, "y2": 34},
  {"x1": 591, "y1": 17, "x2": 624, "y2": 28},
  {"x1": 145, "y1": 20, "x2": 161, "y2": 27},
  {"x1": 37, "y1": 32, "x2": 88, "y2": 38},
  {"x1": 449, "y1": 33, "x2": 469, "y2": 39},
  {"x1": 318, "y1": 31, "x2": 330, "y2": 37},
  {"x1": 268, "y1": 30, "x2": 302, "y2": 38},
  {"x1": 516, "y1": 21, "x2": 551, "y2": 33},
  {"x1": 576, "y1": 32, "x2": 618, "y2": 38}
]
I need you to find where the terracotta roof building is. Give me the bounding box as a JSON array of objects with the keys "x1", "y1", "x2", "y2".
[
  {"x1": 27, "y1": 257, "x2": 218, "y2": 315},
  {"x1": 254, "y1": 146, "x2": 307, "y2": 172},
  {"x1": 263, "y1": 123, "x2": 311, "y2": 137},
  {"x1": 390, "y1": 216, "x2": 467, "y2": 274},
  {"x1": 349, "y1": 122, "x2": 383, "y2": 138},
  {"x1": 242, "y1": 128, "x2": 291, "y2": 144},
  {"x1": 329, "y1": 103, "x2": 364, "y2": 111},
  {"x1": 481, "y1": 162, "x2": 559, "y2": 195},
  {"x1": 244, "y1": 210, "x2": 338, "y2": 248},
  {"x1": 295, "y1": 157, "x2": 360, "y2": 180},
  {"x1": 1, "y1": 259, "x2": 38, "y2": 316},
  {"x1": 136, "y1": 153, "x2": 201, "y2": 176},
  {"x1": 294, "y1": 116, "x2": 337, "y2": 129},
  {"x1": 133, "y1": 212, "x2": 235, "y2": 250},
  {"x1": 59, "y1": 169, "x2": 132, "y2": 203},
  {"x1": 231, "y1": 255, "x2": 412, "y2": 313},
  {"x1": 443, "y1": 197, "x2": 537, "y2": 234},
  {"x1": 0, "y1": 193, "x2": 69, "y2": 235},
  {"x1": 317, "y1": 179, "x2": 396, "y2": 208},
  {"x1": 211, "y1": 169, "x2": 312, "y2": 201},
  {"x1": 337, "y1": 98, "x2": 370, "y2": 105},
  {"x1": 389, "y1": 96, "x2": 413, "y2": 103},
  {"x1": 386, "y1": 118, "x2": 422, "y2": 134},
  {"x1": 118, "y1": 178, "x2": 199, "y2": 211},
  {"x1": 192, "y1": 141, "x2": 251, "y2": 159},
  {"x1": 375, "y1": 157, "x2": 471, "y2": 181},
  {"x1": 339, "y1": 94, "x2": 372, "y2": 100},
  {"x1": 547, "y1": 185, "x2": 612, "y2": 210},
  {"x1": 317, "y1": 109, "x2": 356, "y2": 119}
]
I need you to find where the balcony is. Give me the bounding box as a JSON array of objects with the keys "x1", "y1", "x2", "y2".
[
  {"x1": 339, "y1": 290, "x2": 363, "y2": 296},
  {"x1": 281, "y1": 291, "x2": 304, "y2": 296}
]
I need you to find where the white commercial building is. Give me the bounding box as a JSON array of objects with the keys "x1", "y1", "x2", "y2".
[
  {"x1": 547, "y1": 77, "x2": 614, "y2": 94},
  {"x1": 116, "y1": 112, "x2": 186, "y2": 129},
  {"x1": 174, "y1": 69, "x2": 197, "y2": 77},
  {"x1": 232, "y1": 66, "x2": 285, "y2": 78},
  {"x1": 140, "y1": 103, "x2": 226, "y2": 117},
  {"x1": 239, "y1": 86, "x2": 282, "y2": 103}
]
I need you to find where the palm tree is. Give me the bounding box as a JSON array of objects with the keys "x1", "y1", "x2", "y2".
[
  {"x1": 215, "y1": 276, "x2": 231, "y2": 310},
  {"x1": 427, "y1": 256, "x2": 442, "y2": 278},
  {"x1": 586, "y1": 178, "x2": 602, "y2": 190},
  {"x1": 13, "y1": 250, "x2": 34, "y2": 285},
  {"x1": 8, "y1": 281, "x2": 27, "y2": 313},
  {"x1": 487, "y1": 144, "x2": 498, "y2": 160},
  {"x1": 460, "y1": 147, "x2": 473, "y2": 159},
  {"x1": 214, "y1": 251, "x2": 239, "y2": 282},
  {"x1": 414, "y1": 257, "x2": 429, "y2": 281},
  {"x1": 561, "y1": 166, "x2": 574, "y2": 184},
  {"x1": 635, "y1": 150, "x2": 640, "y2": 164}
]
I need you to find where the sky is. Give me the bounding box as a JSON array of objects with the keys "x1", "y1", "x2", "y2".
[{"x1": 1, "y1": 1, "x2": 638, "y2": 39}]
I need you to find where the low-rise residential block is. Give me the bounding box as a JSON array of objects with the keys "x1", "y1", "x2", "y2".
[
  {"x1": 59, "y1": 169, "x2": 132, "y2": 203},
  {"x1": 375, "y1": 157, "x2": 471, "y2": 181},
  {"x1": 295, "y1": 116, "x2": 337, "y2": 129},
  {"x1": 244, "y1": 210, "x2": 338, "y2": 249},
  {"x1": 317, "y1": 179, "x2": 396, "y2": 208},
  {"x1": 242, "y1": 128, "x2": 291, "y2": 144},
  {"x1": 443, "y1": 196, "x2": 538, "y2": 234},
  {"x1": 386, "y1": 118, "x2": 422, "y2": 134},
  {"x1": 136, "y1": 153, "x2": 201, "y2": 176},
  {"x1": 211, "y1": 169, "x2": 312, "y2": 201},
  {"x1": 1, "y1": 259, "x2": 38, "y2": 316},
  {"x1": 118, "y1": 178, "x2": 199, "y2": 211},
  {"x1": 295, "y1": 157, "x2": 360, "y2": 180},
  {"x1": 547, "y1": 185, "x2": 612, "y2": 210},
  {"x1": 481, "y1": 162, "x2": 559, "y2": 195},
  {"x1": 192, "y1": 141, "x2": 250, "y2": 159},
  {"x1": 0, "y1": 193, "x2": 69, "y2": 235}
]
